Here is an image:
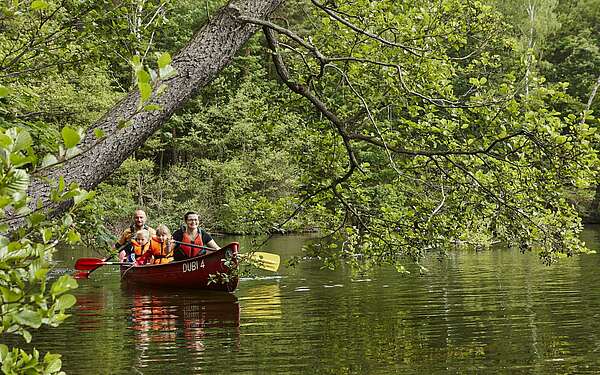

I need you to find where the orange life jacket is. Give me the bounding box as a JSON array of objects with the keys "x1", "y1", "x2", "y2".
[
  {"x1": 149, "y1": 237, "x2": 173, "y2": 264},
  {"x1": 179, "y1": 231, "x2": 203, "y2": 258},
  {"x1": 131, "y1": 240, "x2": 151, "y2": 256}
]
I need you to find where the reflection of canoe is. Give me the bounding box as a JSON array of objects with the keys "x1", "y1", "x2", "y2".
[
  {"x1": 120, "y1": 242, "x2": 239, "y2": 292},
  {"x1": 123, "y1": 287, "x2": 241, "y2": 354}
]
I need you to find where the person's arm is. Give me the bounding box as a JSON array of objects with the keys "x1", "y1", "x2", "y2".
[
  {"x1": 205, "y1": 239, "x2": 220, "y2": 250},
  {"x1": 171, "y1": 230, "x2": 182, "y2": 257},
  {"x1": 114, "y1": 229, "x2": 131, "y2": 248},
  {"x1": 201, "y1": 229, "x2": 220, "y2": 250}
]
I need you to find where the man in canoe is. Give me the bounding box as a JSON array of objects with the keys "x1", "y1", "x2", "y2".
[
  {"x1": 172, "y1": 211, "x2": 220, "y2": 261},
  {"x1": 115, "y1": 209, "x2": 155, "y2": 261}
]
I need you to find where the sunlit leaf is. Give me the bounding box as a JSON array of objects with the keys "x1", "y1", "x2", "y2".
[
  {"x1": 0, "y1": 286, "x2": 22, "y2": 302},
  {"x1": 159, "y1": 65, "x2": 176, "y2": 79},
  {"x1": 54, "y1": 294, "x2": 76, "y2": 311},
  {"x1": 0, "y1": 85, "x2": 11, "y2": 98},
  {"x1": 13, "y1": 130, "x2": 32, "y2": 152},
  {"x1": 0, "y1": 134, "x2": 12, "y2": 148},
  {"x1": 61, "y1": 127, "x2": 80, "y2": 149},
  {"x1": 30, "y1": 0, "x2": 48, "y2": 10},
  {"x1": 131, "y1": 55, "x2": 142, "y2": 71},
  {"x1": 93, "y1": 128, "x2": 105, "y2": 139},
  {"x1": 42, "y1": 228, "x2": 52, "y2": 243},
  {"x1": 9, "y1": 153, "x2": 33, "y2": 168},
  {"x1": 44, "y1": 353, "x2": 62, "y2": 373},
  {"x1": 138, "y1": 82, "x2": 152, "y2": 102},
  {"x1": 14, "y1": 309, "x2": 42, "y2": 328},
  {"x1": 22, "y1": 330, "x2": 32, "y2": 343},
  {"x1": 157, "y1": 52, "x2": 171, "y2": 68},
  {"x1": 63, "y1": 213, "x2": 73, "y2": 227},
  {"x1": 67, "y1": 229, "x2": 81, "y2": 244},
  {"x1": 40, "y1": 154, "x2": 58, "y2": 168},
  {"x1": 143, "y1": 104, "x2": 161, "y2": 111},
  {"x1": 58, "y1": 176, "x2": 65, "y2": 193},
  {"x1": 50, "y1": 275, "x2": 77, "y2": 297},
  {"x1": 5, "y1": 169, "x2": 29, "y2": 194}
]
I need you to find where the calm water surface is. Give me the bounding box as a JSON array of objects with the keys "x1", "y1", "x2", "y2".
[{"x1": 14, "y1": 228, "x2": 600, "y2": 374}]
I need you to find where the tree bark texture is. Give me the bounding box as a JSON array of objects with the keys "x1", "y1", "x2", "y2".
[{"x1": 27, "y1": 0, "x2": 283, "y2": 214}]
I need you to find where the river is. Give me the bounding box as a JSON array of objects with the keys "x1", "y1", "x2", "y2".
[{"x1": 9, "y1": 228, "x2": 600, "y2": 374}]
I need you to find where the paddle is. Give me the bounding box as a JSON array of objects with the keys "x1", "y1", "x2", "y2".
[
  {"x1": 74, "y1": 242, "x2": 131, "y2": 278},
  {"x1": 172, "y1": 240, "x2": 280, "y2": 272},
  {"x1": 75, "y1": 258, "x2": 133, "y2": 271}
]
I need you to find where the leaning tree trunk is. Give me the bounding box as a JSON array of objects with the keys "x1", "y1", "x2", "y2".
[{"x1": 23, "y1": 0, "x2": 283, "y2": 222}]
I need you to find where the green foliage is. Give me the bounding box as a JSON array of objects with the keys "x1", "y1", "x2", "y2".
[
  {"x1": 91, "y1": 1, "x2": 600, "y2": 272},
  {"x1": 96, "y1": 47, "x2": 310, "y2": 234},
  {"x1": 0, "y1": 126, "x2": 99, "y2": 373},
  {"x1": 0, "y1": 345, "x2": 64, "y2": 375},
  {"x1": 541, "y1": 0, "x2": 600, "y2": 105},
  {"x1": 262, "y1": 0, "x2": 598, "y2": 267}
]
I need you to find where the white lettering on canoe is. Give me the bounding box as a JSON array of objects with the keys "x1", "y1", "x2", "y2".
[
  {"x1": 183, "y1": 261, "x2": 198, "y2": 273},
  {"x1": 200, "y1": 260, "x2": 205, "y2": 268}
]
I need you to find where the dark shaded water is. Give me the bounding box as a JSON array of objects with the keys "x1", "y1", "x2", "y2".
[{"x1": 9, "y1": 228, "x2": 600, "y2": 374}]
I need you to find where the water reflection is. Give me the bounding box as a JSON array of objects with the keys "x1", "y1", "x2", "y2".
[
  {"x1": 239, "y1": 283, "x2": 282, "y2": 320},
  {"x1": 125, "y1": 287, "x2": 240, "y2": 356},
  {"x1": 29, "y1": 231, "x2": 600, "y2": 373},
  {"x1": 70, "y1": 285, "x2": 241, "y2": 373}
]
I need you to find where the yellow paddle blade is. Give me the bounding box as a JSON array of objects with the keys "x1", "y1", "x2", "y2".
[{"x1": 246, "y1": 252, "x2": 280, "y2": 272}]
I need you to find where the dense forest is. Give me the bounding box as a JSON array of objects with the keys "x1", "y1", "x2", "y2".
[{"x1": 1, "y1": 0, "x2": 599, "y2": 371}]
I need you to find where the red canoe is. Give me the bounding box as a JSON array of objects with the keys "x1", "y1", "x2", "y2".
[{"x1": 120, "y1": 242, "x2": 239, "y2": 292}]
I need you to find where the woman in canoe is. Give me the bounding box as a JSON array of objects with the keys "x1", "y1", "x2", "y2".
[{"x1": 172, "y1": 211, "x2": 220, "y2": 261}]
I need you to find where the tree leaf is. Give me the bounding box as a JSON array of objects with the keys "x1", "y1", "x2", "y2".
[
  {"x1": 61, "y1": 127, "x2": 80, "y2": 149},
  {"x1": 0, "y1": 344, "x2": 7, "y2": 362},
  {"x1": 40, "y1": 154, "x2": 58, "y2": 168},
  {"x1": 157, "y1": 52, "x2": 171, "y2": 68},
  {"x1": 50, "y1": 275, "x2": 77, "y2": 297},
  {"x1": 44, "y1": 353, "x2": 62, "y2": 373},
  {"x1": 44, "y1": 353, "x2": 62, "y2": 374},
  {"x1": 138, "y1": 82, "x2": 152, "y2": 102},
  {"x1": 67, "y1": 229, "x2": 81, "y2": 244},
  {"x1": 42, "y1": 228, "x2": 52, "y2": 243},
  {"x1": 14, "y1": 309, "x2": 42, "y2": 328},
  {"x1": 143, "y1": 104, "x2": 161, "y2": 111},
  {"x1": 54, "y1": 294, "x2": 76, "y2": 311},
  {"x1": 0, "y1": 85, "x2": 11, "y2": 98},
  {"x1": 13, "y1": 130, "x2": 32, "y2": 152},
  {"x1": 0, "y1": 286, "x2": 22, "y2": 302},
  {"x1": 93, "y1": 128, "x2": 105, "y2": 139},
  {"x1": 5, "y1": 169, "x2": 29, "y2": 195},
  {"x1": 10, "y1": 153, "x2": 33, "y2": 168},
  {"x1": 0, "y1": 134, "x2": 12, "y2": 148},
  {"x1": 30, "y1": 0, "x2": 48, "y2": 10},
  {"x1": 159, "y1": 65, "x2": 176, "y2": 79}
]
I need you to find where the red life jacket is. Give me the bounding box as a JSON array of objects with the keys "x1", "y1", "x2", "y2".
[{"x1": 179, "y1": 231, "x2": 203, "y2": 258}]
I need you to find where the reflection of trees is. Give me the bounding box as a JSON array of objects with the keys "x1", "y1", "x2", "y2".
[{"x1": 241, "y1": 252, "x2": 598, "y2": 373}]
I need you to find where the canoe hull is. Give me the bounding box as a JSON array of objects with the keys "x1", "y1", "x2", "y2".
[{"x1": 120, "y1": 242, "x2": 239, "y2": 292}]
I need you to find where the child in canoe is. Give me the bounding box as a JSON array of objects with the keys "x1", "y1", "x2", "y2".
[
  {"x1": 119, "y1": 228, "x2": 150, "y2": 263},
  {"x1": 135, "y1": 224, "x2": 174, "y2": 265}
]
